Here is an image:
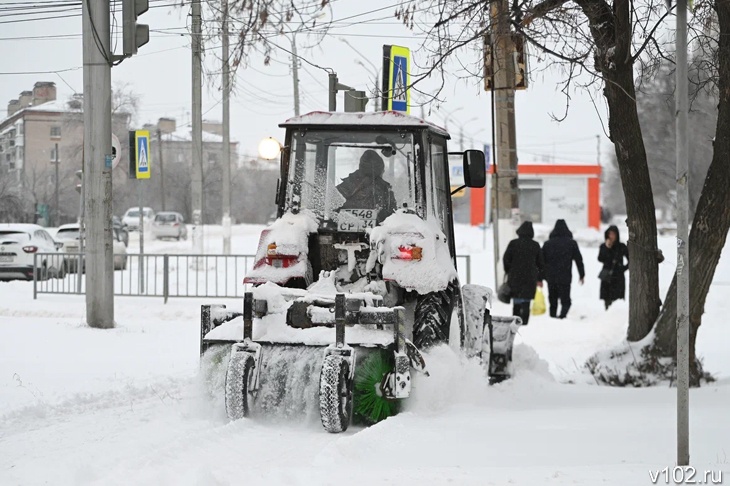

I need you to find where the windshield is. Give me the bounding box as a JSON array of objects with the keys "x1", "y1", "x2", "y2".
[
  {"x1": 0, "y1": 231, "x2": 29, "y2": 242},
  {"x1": 156, "y1": 214, "x2": 176, "y2": 222},
  {"x1": 126, "y1": 210, "x2": 139, "y2": 218},
  {"x1": 286, "y1": 129, "x2": 419, "y2": 232},
  {"x1": 56, "y1": 229, "x2": 80, "y2": 240}
]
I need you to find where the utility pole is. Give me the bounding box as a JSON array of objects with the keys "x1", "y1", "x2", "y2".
[
  {"x1": 157, "y1": 128, "x2": 165, "y2": 211},
  {"x1": 490, "y1": 0, "x2": 519, "y2": 288},
  {"x1": 82, "y1": 0, "x2": 114, "y2": 328},
  {"x1": 222, "y1": 0, "x2": 232, "y2": 255},
  {"x1": 329, "y1": 73, "x2": 338, "y2": 111},
  {"x1": 191, "y1": 0, "x2": 204, "y2": 255},
  {"x1": 675, "y1": 0, "x2": 690, "y2": 467},
  {"x1": 53, "y1": 143, "x2": 59, "y2": 226},
  {"x1": 291, "y1": 36, "x2": 301, "y2": 116}
]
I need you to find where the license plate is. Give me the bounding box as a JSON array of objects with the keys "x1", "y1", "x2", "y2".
[
  {"x1": 338, "y1": 209, "x2": 377, "y2": 232},
  {"x1": 0, "y1": 256, "x2": 13, "y2": 263}
]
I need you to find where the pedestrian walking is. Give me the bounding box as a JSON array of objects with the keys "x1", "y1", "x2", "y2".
[
  {"x1": 598, "y1": 225, "x2": 629, "y2": 309},
  {"x1": 541, "y1": 219, "x2": 585, "y2": 319},
  {"x1": 503, "y1": 221, "x2": 544, "y2": 325}
]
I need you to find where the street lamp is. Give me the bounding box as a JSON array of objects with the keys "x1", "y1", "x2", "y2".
[
  {"x1": 339, "y1": 38, "x2": 381, "y2": 111},
  {"x1": 440, "y1": 106, "x2": 463, "y2": 133},
  {"x1": 258, "y1": 137, "x2": 282, "y2": 160}
]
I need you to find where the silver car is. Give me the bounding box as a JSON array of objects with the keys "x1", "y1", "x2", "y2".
[{"x1": 152, "y1": 212, "x2": 188, "y2": 241}]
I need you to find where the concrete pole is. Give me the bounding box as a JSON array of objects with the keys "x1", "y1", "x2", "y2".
[
  {"x1": 291, "y1": 36, "x2": 301, "y2": 116},
  {"x1": 329, "y1": 73, "x2": 337, "y2": 111},
  {"x1": 157, "y1": 128, "x2": 165, "y2": 211},
  {"x1": 54, "y1": 142, "x2": 59, "y2": 226},
  {"x1": 138, "y1": 181, "x2": 145, "y2": 292},
  {"x1": 490, "y1": 0, "x2": 519, "y2": 288},
  {"x1": 222, "y1": 0, "x2": 232, "y2": 255},
  {"x1": 675, "y1": 0, "x2": 690, "y2": 466},
  {"x1": 191, "y1": 0, "x2": 204, "y2": 255},
  {"x1": 82, "y1": 0, "x2": 114, "y2": 328}
]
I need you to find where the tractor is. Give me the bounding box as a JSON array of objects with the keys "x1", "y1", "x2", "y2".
[{"x1": 200, "y1": 111, "x2": 521, "y2": 432}]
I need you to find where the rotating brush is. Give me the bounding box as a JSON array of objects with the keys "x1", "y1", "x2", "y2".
[{"x1": 354, "y1": 350, "x2": 400, "y2": 424}]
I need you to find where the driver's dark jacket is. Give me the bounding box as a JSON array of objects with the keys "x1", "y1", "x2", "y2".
[{"x1": 336, "y1": 170, "x2": 398, "y2": 221}]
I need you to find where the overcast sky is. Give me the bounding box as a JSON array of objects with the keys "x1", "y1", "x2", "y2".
[{"x1": 0, "y1": 0, "x2": 609, "y2": 165}]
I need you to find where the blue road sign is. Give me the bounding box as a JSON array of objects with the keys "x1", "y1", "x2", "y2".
[{"x1": 135, "y1": 130, "x2": 150, "y2": 179}]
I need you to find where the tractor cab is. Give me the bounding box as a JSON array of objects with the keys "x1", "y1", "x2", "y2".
[
  {"x1": 200, "y1": 112, "x2": 522, "y2": 434},
  {"x1": 262, "y1": 111, "x2": 486, "y2": 288}
]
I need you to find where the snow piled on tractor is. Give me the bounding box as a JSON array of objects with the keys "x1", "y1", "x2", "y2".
[{"x1": 368, "y1": 211, "x2": 458, "y2": 294}]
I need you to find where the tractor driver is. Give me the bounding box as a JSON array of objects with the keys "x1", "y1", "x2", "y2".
[{"x1": 336, "y1": 149, "x2": 398, "y2": 223}]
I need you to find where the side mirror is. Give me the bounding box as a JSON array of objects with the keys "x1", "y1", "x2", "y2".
[{"x1": 463, "y1": 150, "x2": 486, "y2": 188}]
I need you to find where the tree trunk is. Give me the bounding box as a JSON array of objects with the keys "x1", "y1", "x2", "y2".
[
  {"x1": 578, "y1": 0, "x2": 662, "y2": 339},
  {"x1": 653, "y1": 0, "x2": 730, "y2": 381}
]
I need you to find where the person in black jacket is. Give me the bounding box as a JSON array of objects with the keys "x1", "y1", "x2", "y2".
[
  {"x1": 337, "y1": 150, "x2": 397, "y2": 224},
  {"x1": 503, "y1": 221, "x2": 545, "y2": 325},
  {"x1": 598, "y1": 225, "x2": 629, "y2": 309},
  {"x1": 541, "y1": 219, "x2": 585, "y2": 319}
]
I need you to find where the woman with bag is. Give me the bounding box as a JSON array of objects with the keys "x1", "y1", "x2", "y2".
[
  {"x1": 503, "y1": 221, "x2": 545, "y2": 325},
  {"x1": 598, "y1": 225, "x2": 629, "y2": 309}
]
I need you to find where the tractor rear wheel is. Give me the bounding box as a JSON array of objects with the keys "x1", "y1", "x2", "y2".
[
  {"x1": 319, "y1": 355, "x2": 353, "y2": 433},
  {"x1": 413, "y1": 282, "x2": 456, "y2": 349},
  {"x1": 225, "y1": 351, "x2": 256, "y2": 420}
]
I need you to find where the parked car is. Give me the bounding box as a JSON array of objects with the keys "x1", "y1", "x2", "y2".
[
  {"x1": 122, "y1": 207, "x2": 155, "y2": 232},
  {"x1": 152, "y1": 212, "x2": 188, "y2": 241},
  {"x1": 0, "y1": 224, "x2": 64, "y2": 281},
  {"x1": 55, "y1": 223, "x2": 128, "y2": 271},
  {"x1": 112, "y1": 215, "x2": 129, "y2": 245}
]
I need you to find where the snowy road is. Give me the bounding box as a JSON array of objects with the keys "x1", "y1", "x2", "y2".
[{"x1": 1, "y1": 224, "x2": 729, "y2": 485}]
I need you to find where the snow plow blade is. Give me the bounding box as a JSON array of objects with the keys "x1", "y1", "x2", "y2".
[{"x1": 200, "y1": 292, "x2": 427, "y2": 432}]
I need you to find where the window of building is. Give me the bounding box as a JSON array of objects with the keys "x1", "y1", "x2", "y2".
[{"x1": 50, "y1": 126, "x2": 61, "y2": 139}]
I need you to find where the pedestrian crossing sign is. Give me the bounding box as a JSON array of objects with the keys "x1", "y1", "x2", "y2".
[
  {"x1": 382, "y1": 45, "x2": 410, "y2": 114},
  {"x1": 130, "y1": 130, "x2": 151, "y2": 180}
]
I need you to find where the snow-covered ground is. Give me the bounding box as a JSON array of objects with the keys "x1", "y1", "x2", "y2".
[{"x1": 1, "y1": 223, "x2": 729, "y2": 485}]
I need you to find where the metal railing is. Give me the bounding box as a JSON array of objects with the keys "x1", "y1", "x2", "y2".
[{"x1": 33, "y1": 252, "x2": 472, "y2": 302}]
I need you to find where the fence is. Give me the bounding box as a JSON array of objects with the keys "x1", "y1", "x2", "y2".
[{"x1": 33, "y1": 253, "x2": 472, "y2": 302}]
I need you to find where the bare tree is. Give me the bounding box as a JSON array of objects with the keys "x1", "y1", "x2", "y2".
[
  {"x1": 0, "y1": 171, "x2": 24, "y2": 222},
  {"x1": 650, "y1": 3, "x2": 730, "y2": 383},
  {"x1": 401, "y1": 0, "x2": 665, "y2": 339},
  {"x1": 402, "y1": 0, "x2": 730, "y2": 383}
]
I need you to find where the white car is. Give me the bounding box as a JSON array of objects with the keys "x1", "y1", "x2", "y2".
[
  {"x1": 122, "y1": 207, "x2": 155, "y2": 232},
  {"x1": 152, "y1": 212, "x2": 188, "y2": 240},
  {"x1": 56, "y1": 223, "x2": 128, "y2": 271},
  {"x1": 0, "y1": 224, "x2": 64, "y2": 280}
]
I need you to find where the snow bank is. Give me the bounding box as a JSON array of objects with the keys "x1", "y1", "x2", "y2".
[{"x1": 368, "y1": 211, "x2": 457, "y2": 294}]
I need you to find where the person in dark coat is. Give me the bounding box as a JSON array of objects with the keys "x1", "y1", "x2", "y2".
[
  {"x1": 598, "y1": 225, "x2": 629, "y2": 309},
  {"x1": 503, "y1": 221, "x2": 545, "y2": 325},
  {"x1": 541, "y1": 219, "x2": 585, "y2": 319},
  {"x1": 337, "y1": 150, "x2": 397, "y2": 223}
]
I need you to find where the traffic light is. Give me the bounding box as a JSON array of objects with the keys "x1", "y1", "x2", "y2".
[{"x1": 123, "y1": 0, "x2": 149, "y2": 56}]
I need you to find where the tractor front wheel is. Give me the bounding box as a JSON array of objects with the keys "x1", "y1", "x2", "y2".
[
  {"x1": 413, "y1": 282, "x2": 456, "y2": 349},
  {"x1": 225, "y1": 351, "x2": 256, "y2": 420},
  {"x1": 319, "y1": 355, "x2": 353, "y2": 433}
]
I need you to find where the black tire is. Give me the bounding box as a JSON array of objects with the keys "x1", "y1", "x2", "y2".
[
  {"x1": 413, "y1": 281, "x2": 456, "y2": 349},
  {"x1": 36, "y1": 263, "x2": 49, "y2": 281},
  {"x1": 319, "y1": 355, "x2": 353, "y2": 433},
  {"x1": 56, "y1": 262, "x2": 66, "y2": 279},
  {"x1": 225, "y1": 351, "x2": 256, "y2": 420}
]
